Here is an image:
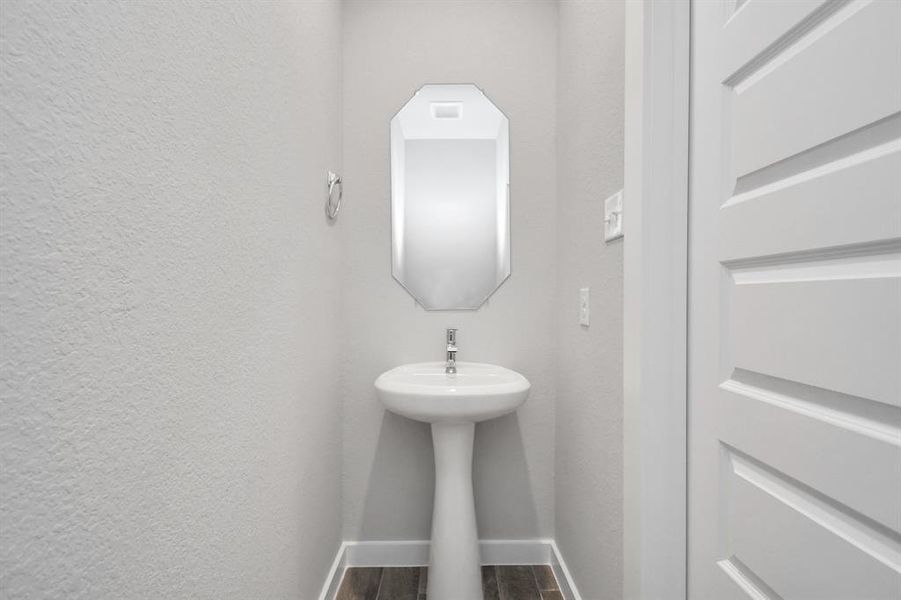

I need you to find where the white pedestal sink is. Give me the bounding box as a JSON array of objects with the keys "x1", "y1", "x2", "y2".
[{"x1": 375, "y1": 362, "x2": 530, "y2": 600}]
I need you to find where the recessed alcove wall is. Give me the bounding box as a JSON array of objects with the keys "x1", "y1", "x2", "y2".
[
  {"x1": 339, "y1": 4, "x2": 625, "y2": 600},
  {"x1": 340, "y1": 0, "x2": 559, "y2": 542}
]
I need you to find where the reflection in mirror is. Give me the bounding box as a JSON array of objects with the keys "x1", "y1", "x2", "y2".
[{"x1": 390, "y1": 84, "x2": 510, "y2": 310}]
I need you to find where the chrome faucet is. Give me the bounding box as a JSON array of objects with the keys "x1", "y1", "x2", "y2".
[{"x1": 445, "y1": 328, "x2": 458, "y2": 374}]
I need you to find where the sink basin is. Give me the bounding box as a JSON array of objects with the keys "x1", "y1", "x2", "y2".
[
  {"x1": 375, "y1": 361, "x2": 530, "y2": 600},
  {"x1": 375, "y1": 361, "x2": 530, "y2": 424}
]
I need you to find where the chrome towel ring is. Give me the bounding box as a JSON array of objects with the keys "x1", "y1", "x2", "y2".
[{"x1": 325, "y1": 171, "x2": 343, "y2": 221}]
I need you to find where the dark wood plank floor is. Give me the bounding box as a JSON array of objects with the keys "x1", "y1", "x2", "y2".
[{"x1": 336, "y1": 565, "x2": 562, "y2": 600}]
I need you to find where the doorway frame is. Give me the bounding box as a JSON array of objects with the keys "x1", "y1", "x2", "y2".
[{"x1": 622, "y1": 0, "x2": 691, "y2": 598}]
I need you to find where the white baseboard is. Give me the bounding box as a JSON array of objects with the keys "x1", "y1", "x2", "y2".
[
  {"x1": 317, "y1": 539, "x2": 582, "y2": 600},
  {"x1": 316, "y1": 542, "x2": 348, "y2": 600},
  {"x1": 344, "y1": 539, "x2": 428, "y2": 566},
  {"x1": 549, "y1": 539, "x2": 583, "y2": 600}
]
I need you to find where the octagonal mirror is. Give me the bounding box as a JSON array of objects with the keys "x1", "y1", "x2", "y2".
[{"x1": 390, "y1": 84, "x2": 510, "y2": 310}]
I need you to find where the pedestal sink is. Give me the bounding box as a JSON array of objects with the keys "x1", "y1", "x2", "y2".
[{"x1": 375, "y1": 362, "x2": 530, "y2": 600}]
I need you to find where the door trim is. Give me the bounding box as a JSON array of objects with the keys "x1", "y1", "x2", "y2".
[{"x1": 622, "y1": 1, "x2": 691, "y2": 598}]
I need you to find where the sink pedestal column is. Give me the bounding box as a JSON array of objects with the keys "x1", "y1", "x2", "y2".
[{"x1": 428, "y1": 422, "x2": 483, "y2": 600}]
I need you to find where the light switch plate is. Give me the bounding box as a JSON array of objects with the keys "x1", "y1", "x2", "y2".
[
  {"x1": 579, "y1": 287, "x2": 590, "y2": 327},
  {"x1": 604, "y1": 189, "x2": 624, "y2": 241}
]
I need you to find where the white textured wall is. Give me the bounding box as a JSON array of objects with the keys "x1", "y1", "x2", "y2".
[
  {"x1": 341, "y1": 0, "x2": 558, "y2": 541},
  {"x1": 0, "y1": 2, "x2": 343, "y2": 598},
  {"x1": 555, "y1": 1, "x2": 625, "y2": 598}
]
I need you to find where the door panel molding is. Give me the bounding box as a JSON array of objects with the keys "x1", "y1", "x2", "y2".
[{"x1": 689, "y1": 0, "x2": 901, "y2": 597}]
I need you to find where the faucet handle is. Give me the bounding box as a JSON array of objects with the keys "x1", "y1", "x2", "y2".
[{"x1": 446, "y1": 328, "x2": 457, "y2": 345}]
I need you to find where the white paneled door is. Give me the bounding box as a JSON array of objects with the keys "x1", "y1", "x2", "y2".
[{"x1": 688, "y1": 1, "x2": 901, "y2": 598}]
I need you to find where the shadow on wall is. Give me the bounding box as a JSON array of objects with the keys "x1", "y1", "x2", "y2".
[
  {"x1": 359, "y1": 409, "x2": 539, "y2": 541},
  {"x1": 360, "y1": 411, "x2": 435, "y2": 540},
  {"x1": 473, "y1": 413, "x2": 540, "y2": 540}
]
